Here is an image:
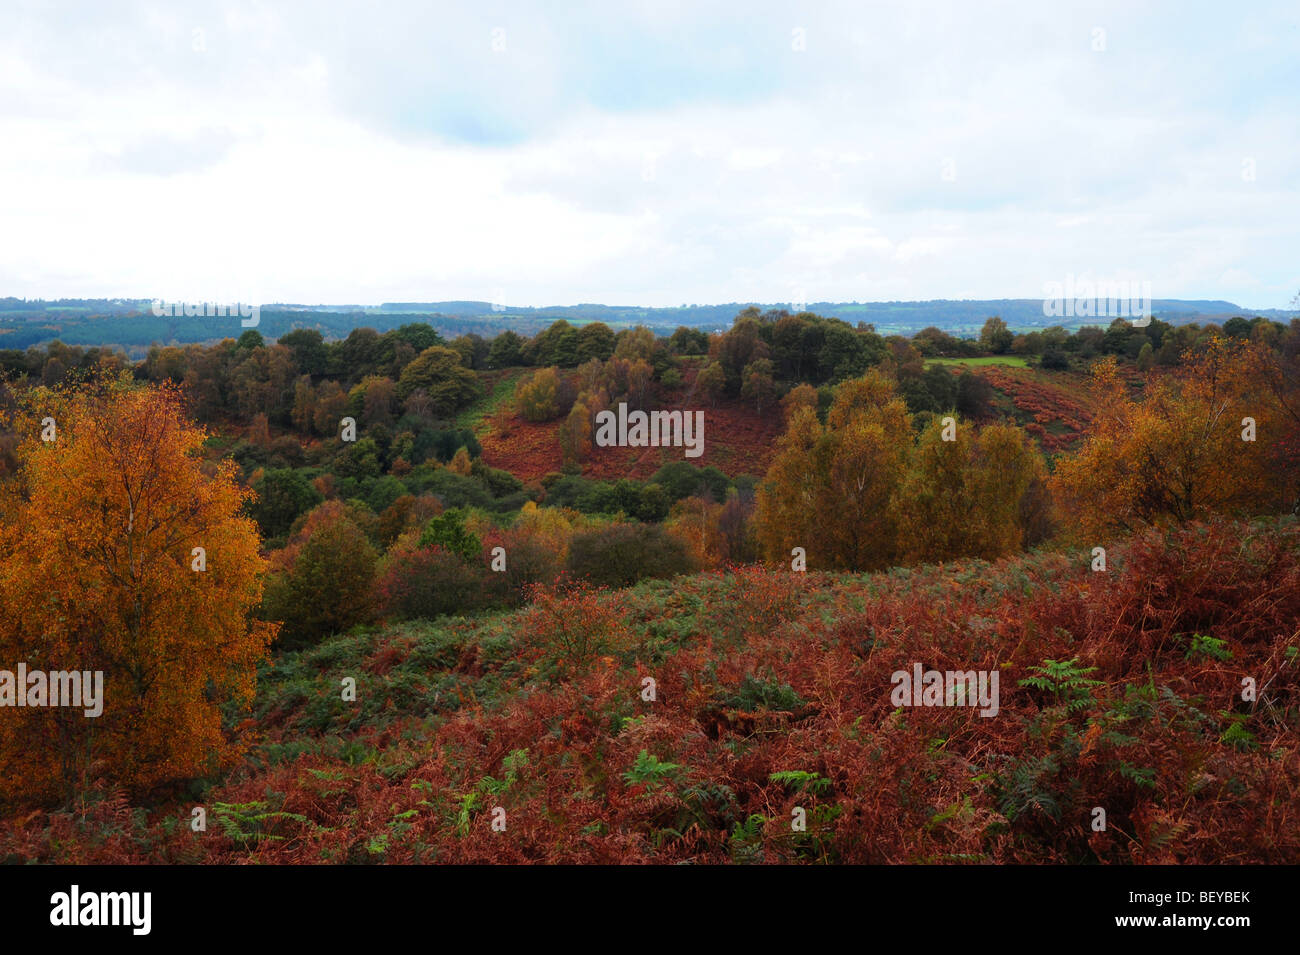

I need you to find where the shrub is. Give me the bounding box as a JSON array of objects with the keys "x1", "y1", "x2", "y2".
[
  {"x1": 268, "y1": 515, "x2": 377, "y2": 648},
  {"x1": 524, "y1": 581, "x2": 628, "y2": 675},
  {"x1": 566, "y1": 522, "x2": 699, "y2": 588},
  {"x1": 651, "y1": 461, "x2": 731, "y2": 503},
  {"x1": 418, "y1": 509, "x2": 481, "y2": 561},
  {"x1": 516, "y1": 367, "x2": 563, "y2": 422},
  {"x1": 252, "y1": 468, "x2": 324, "y2": 538},
  {"x1": 374, "y1": 541, "x2": 490, "y2": 620}
]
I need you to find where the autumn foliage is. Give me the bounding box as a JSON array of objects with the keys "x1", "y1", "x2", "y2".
[
  {"x1": 756, "y1": 371, "x2": 1047, "y2": 570},
  {"x1": 1052, "y1": 342, "x2": 1298, "y2": 542},
  {"x1": 0, "y1": 379, "x2": 275, "y2": 807}
]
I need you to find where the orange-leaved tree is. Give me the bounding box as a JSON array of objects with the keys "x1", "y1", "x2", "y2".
[
  {"x1": 0, "y1": 376, "x2": 275, "y2": 807},
  {"x1": 1051, "y1": 341, "x2": 1289, "y2": 543}
]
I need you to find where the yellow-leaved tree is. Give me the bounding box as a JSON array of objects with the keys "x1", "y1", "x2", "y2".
[
  {"x1": 757, "y1": 371, "x2": 911, "y2": 571},
  {"x1": 1051, "y1": 342, "x2": 1286, "y2": 542},
  {"x1": 0, "y1": 377, "x2": 275, "y2": 807},
  {"x1": 759, "y1": 371, "x2": 1047, "y2": 571},
  {"x1": 893, "y1": 417, "x2": 1045, "y2": 563}
]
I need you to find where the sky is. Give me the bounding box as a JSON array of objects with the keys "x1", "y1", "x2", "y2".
[{"x1": 0, "y1": 0, "x2": 1297, "y2": 310}]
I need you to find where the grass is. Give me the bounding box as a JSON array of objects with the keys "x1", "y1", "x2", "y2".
[
  {"x1": 927, "y1": 355, "x2": 1029, "y2": 368},
  {"x1": 456, "y1": 369, "x2": 526, "y2": 435}
]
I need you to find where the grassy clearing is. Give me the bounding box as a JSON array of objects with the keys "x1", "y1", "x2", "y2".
[{"x1": 457, "y1": 369, "x2": 526, "y2": 435}]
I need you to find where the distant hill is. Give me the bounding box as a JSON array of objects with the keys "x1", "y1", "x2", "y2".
[{"x1": 0, "y1": 295, "x2": 1292, "y2": 354}]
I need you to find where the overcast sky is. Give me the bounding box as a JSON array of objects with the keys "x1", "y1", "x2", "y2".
[{"x1": 1, "y1": 0, "x2": 1296, "y2": 309}]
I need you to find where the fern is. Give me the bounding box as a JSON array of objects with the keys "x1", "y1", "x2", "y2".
[
  {"x1": 728, "y1": 813, "x2": 768, "y2": 863},
  {"x1": 1185, "y1": 632, "x2": 1232, "y2": 662},
  {"x1": 623, "y1": 749, "x2": 684, "y2": 787},
  {"x1": 1019, "y1": 657, "x2": 1104, "y2": 712},
  {"x1": 211, "y1": 801, "x2": 311, "y2": 847},
  {"x1": 1219, "y1": 712, "x2": 1257, "y2": 751},
  {"x1": 1117, "y1": 762, "x2": 1157, "y2": 789},
  {"x1": 769, "y1": 770, "x2": 832, "y2": 795}
]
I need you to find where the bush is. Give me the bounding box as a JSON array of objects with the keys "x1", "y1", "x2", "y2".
[
  {"x1": 407, "y1": 467, "x2": 495, "y2": 510},
  {"x1": 566, "y1": 522, "x2": 699, "y2": 588},
  {"x1": 418, "y1": 509, "x2": 481, "y2": 560},
  {"x1": 516, "y1": 367, "x2": 563, "y2": 422},
  {"x1": 545, "y1": 475, "x2": 670, "y2": 521},
  {"x1": 955, "y1": 370, "x2": 994, "y2": 418},
  {"x1": 374, "y1": 542, "x2": 490, "y2": 620},
  {"x1": 252, "y1": 468, "x2": 324, "y2": 538},
  {"x1": 365, "y1": 475, "x2": 408, "y2": 514},
  {"x1": 471, "y1": 459, "x2": 524, "y2": 497},
  {"x1": 650, "y1": 461, "x2": 731, "y2": 503},
  {"x1": 268, "y1": 516, "x2": 377, "y2": 648},
  {"x1": 482, "y1": 531, "x2": 562, "y2": 605},
  {"x1": 525, "y1": 581, "x2": 628, "y2": 676},
  {"x1": 1039, "y1": 347, "x2": 1069, "y2": 371}
]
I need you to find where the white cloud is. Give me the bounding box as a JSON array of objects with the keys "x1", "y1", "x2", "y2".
[{"x1": 0, "y1": 0, "x2": 1296, "y2": 309}]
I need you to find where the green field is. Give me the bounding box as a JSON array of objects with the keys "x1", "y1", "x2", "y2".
[
  {"x1": 454, "y1": 368, "x2": 525, "y2": 435},
  {"x1": 927, "y1": 355, "x2": 1028, "y2": 368}
]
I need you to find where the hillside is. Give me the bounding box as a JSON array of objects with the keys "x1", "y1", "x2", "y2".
[
  {"x1": 1, "y1": 297, "x2": 1288, "y2": 353},
  {"x1": 479, "y1": 361, "x2": 783, "y2": 482},
  {"x1": 5, "y1": 516, "x2": 1296, "y2": 865}
]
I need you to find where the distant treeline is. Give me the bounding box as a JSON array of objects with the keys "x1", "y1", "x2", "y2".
[{"x1": 0, "y1": 296, "x2": 1291, "y2": 353}]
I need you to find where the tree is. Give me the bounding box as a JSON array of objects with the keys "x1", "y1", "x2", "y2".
[
  {"x1": 448, "y1": 445, "x2": 473, "y2": 475},
  {"x1": 290, "y1": 375, "x2": 317, "y2": 433},
  {"x1": 450, "y1": 333, "x2": 487, "y2": 370},
  {"x1": 613, "y1": 325, "x2": 658, "y2": 363},
  {"x1": 757, "y1": 371, "x2": 911, "y2": 570},
  {"x1": 894, "y1": 419, "x2": 1042, "y2": 563},
  {"x1": 277, "y1": 328, "x2": 329, "y2": 376},
  {"x1": 360, "y1": 375, "x2": 397, "y2": 427},
  {"x1": 668, "y1": 326, "x2": 709, "y2": 356},
  {"x1": 312, "y1": 380, "x2": 348, "y2": 436},
  {"x1": 396, "y1": 346, "x2": 480, "y2": 414},
  {"x1": 418, "y1": 509, "x2": 481, "y2": 561},
  {"x1": 1039, "y1": 346, "x2": 1069, "y2": 371},
  {"x1": 487, "y1": 330, "x2": 525, "y2": 368},
  {"x1": 625, "y1": 358, "x2": 653, "y2": 410},
  {"x1": 394, "y1": 322, "x2": 443, "y2": 352},
  {"x1": 781, "y1": 383, "x2": 818, "y2": 421},
  {"x1": 576, "y1": 322, "x2": 617, "y2": 363},
  {"x1": 373, "y1": 536, "x2": 490, "y2": 620},
  {"x1": 0, "y1": 379, "x2": 275, "y2": 805},
  {"x1": 565, "y1": 523, "x2": 697, "y2": 588},
  {"x1": 516, "y1": 367, "x2": 562, "y2": 421},
  {"x1": 980, "y1": 317, "x2": 1014, "y2": 354},
  {"x1": 713, "y1": 315, "x2": 769, "y2": 394},
  {"x1": 528, "y1": 320, "x2": 580, "y2": 367},
  {"x1": 955, "y1": 370, "x2": 994, "y2": 418},
  {"x1": 741, "y1": 358, "x2": 777, "y2": 414},
  {"x1": 266, "y1": 510, "x2": 377, "y2": 648},
  {"x1": 696, "y1": 361, "x2": 726, "y2": 407},
  {"x1": 252, "y1": 468, "x2": 324, "y2": 538},
  {"x1": 1051, "y1": 344, "x2": 1285, "y2": 541},
  {"x1": 559, "y1": 399, "x2": 592, "y2": 465}
]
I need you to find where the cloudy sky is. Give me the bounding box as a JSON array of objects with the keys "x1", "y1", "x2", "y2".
[{"x1": 0, "y1": 0, "x2": 1296, "y2": 309}]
